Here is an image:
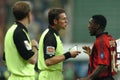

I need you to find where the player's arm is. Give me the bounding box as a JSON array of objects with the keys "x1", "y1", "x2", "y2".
[
  {"x1": 79, "y1": 65, "x2": 108, "y2": 80},
  {"x1": 13, "y1": 28, "x2": 38, "y2": 64},
  {"x1": 87, "y1": 65, "x2": 108, "y2": 80}
]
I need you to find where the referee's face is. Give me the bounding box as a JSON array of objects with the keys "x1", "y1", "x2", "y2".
[
  {"x1": 56, "y1": 13, "x2": 68, "y2": 30},
  {"x1": 28, "y1": 11, "x2": 33, "y2": 24}
]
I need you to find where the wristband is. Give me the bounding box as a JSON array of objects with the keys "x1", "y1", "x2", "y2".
[
  {"x1": 64, "y1": 52, "x2": 71, "y2": 60},
  {"x1": 32, "y1": 46, "x2": 39, "y2": 50}
]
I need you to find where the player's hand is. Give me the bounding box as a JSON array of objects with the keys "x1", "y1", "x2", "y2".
[
  {"x1": 70, "y1": 51, "x2": 81, "y2": 58},
  {"x1": 82, "y1": 46, "x2": 91, "y2": 56}
]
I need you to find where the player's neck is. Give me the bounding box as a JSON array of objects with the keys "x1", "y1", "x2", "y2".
[
  {"x1": 96, "y1": 28, "x2": 104, "y2": 35},
  {"x1": 51, "y1": 25, "x2": 60, "y2": 32},
  {"x1": 18, "y1": 18, "x2": 29, "y2": 28}
]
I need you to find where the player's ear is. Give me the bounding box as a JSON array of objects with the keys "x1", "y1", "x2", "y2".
[
  {"x1": 53, "y1": 19, "x2": 58, "y2": 25},
  {"x1": 96, "y1": 23, "x2": 100, "y2": 29}
]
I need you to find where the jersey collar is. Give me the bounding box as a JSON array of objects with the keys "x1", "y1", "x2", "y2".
[
  {"x1": 15, "y1": 21, "x2": 28, "y2": 33},
  {"x1": 96, "y1": 32, "x2": 108, "y2": 38},
  {"x1": 48, "y1": 26, "x2": 59, "y2": 35}
]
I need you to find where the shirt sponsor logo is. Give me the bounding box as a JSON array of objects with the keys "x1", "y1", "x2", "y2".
[
  {"x1": 100, "y1": 53, "x2": 104, "y2": 59},
  {"x1": 24, "y1": 40, "x2": 32, "y2": 50},
  {"x1": 46, "y1": 46, "x2": 55, "y2": 56}
]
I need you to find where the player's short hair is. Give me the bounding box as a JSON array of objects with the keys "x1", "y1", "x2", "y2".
[
  {"x1": 48, "y1": 8, "x2": 65, "y2": 26},
  {"x1": 12, "y1": 1, "x2": 31, "y2": 20},
  {"x1": 92, "y1": 15, "x2": 107, "y2": 29}
]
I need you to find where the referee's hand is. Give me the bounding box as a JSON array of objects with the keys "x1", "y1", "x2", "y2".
[
  {"x1": 31, "y1": 40, "x2": 38, "y2": 47},
  {"x1": 70, "y1": 51, "x2": 81, "y2": 58}
]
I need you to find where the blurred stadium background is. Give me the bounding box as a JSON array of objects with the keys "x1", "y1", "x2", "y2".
[{"x1": 0, "y1": 0, "x2": 120, "y2": 80}]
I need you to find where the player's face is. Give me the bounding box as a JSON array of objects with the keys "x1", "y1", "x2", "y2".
[
  {"x1": 56, "y1": 13, "x2": 68, "y2": 30},
  {"x1": 88, "y1": 18, "x2": 98, "y2": 36}
]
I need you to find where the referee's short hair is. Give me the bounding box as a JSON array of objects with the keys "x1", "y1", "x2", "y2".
[
  {"x1": 12, "y1": 1, "x2": 32, "y2": 20},
  {"x1": 48, "y1": 8, "x2": 66, "y2": 26}
]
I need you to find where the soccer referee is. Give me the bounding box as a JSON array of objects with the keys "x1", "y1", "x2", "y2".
[
  {"x1": 38, "y1": 8, "x2": 80, "y2": 80},
  {"x1": 4, "y1": 1, "x2": 38, "y2": 80}
]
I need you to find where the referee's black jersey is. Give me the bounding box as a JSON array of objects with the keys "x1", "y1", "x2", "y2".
[
  {"x1": 13, "y1": 21, "x2": 34, "y2": 60},
  {"x1": 43, "y1": 27, "x2": 59, "y2": 60}
]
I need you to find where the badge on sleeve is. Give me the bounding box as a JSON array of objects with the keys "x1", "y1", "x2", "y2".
[
  {"x1": 109, "y1": 40, "x2": 115, "y2": 47},
  {"x1": 100, "y1": 52, "x2": 104, "y2": 59},
  {"x1": 46, "y1": 46, "x2": 55, "y2": 56},
  {"x1": 24, "y1": 40, "x2": 32, "y2": 50}
]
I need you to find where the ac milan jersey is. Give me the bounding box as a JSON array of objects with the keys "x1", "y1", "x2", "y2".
[{"x1": 88, "y1": 32, "x2": 117, "y2": 78}]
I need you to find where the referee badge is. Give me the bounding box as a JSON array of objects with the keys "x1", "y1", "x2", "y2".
[
  {"x1": 24, "y1": 40, "x2": 32, "y2": 50},
  {"x1": 46, "y1": 46, "x2": 55, "y2": 56},
  {"x1": 100, "y1": 53, "x2": 104, "y2": 59}
]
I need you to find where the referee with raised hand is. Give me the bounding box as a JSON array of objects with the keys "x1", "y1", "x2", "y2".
[{"x1": 38, "y1": 8, "x2": 80, "y2": 80}]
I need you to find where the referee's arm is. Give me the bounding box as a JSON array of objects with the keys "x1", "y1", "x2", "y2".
[
  {"x1": 13, "y1": 29, "x2": 38, "y2": 64},
  {"x1": 43, "y1": 32, "x2": 80, "y2": 66}
]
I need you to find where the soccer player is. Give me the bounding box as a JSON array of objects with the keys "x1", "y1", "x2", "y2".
[
  {"x1": 81, "y1": 15, "x2": 118, "y2": 80},
  {"x1": 113, "y1": 39, "x2": 120, "y2": 80},
  {"x1": 4, "y1": 1, "x2": 38, "y2": 80},
  {"x1": 37, "y1": 8, "x2": 80, "y2": 80}
]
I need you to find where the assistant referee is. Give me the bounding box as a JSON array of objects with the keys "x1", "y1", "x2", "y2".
[{"x1": 4, "y1": 1, "x2": 38, "y2": 80}]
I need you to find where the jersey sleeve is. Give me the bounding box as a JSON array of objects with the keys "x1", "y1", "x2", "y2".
[
  {"x1": 43, "y1": 32, "x2": 57, "y2": 60},
  {"x1": 13, "y1": 28, "x2": 34, "y2": 60},
  {"x1": 97, "y1": 39, "x2": 110, "y2": 66}
]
